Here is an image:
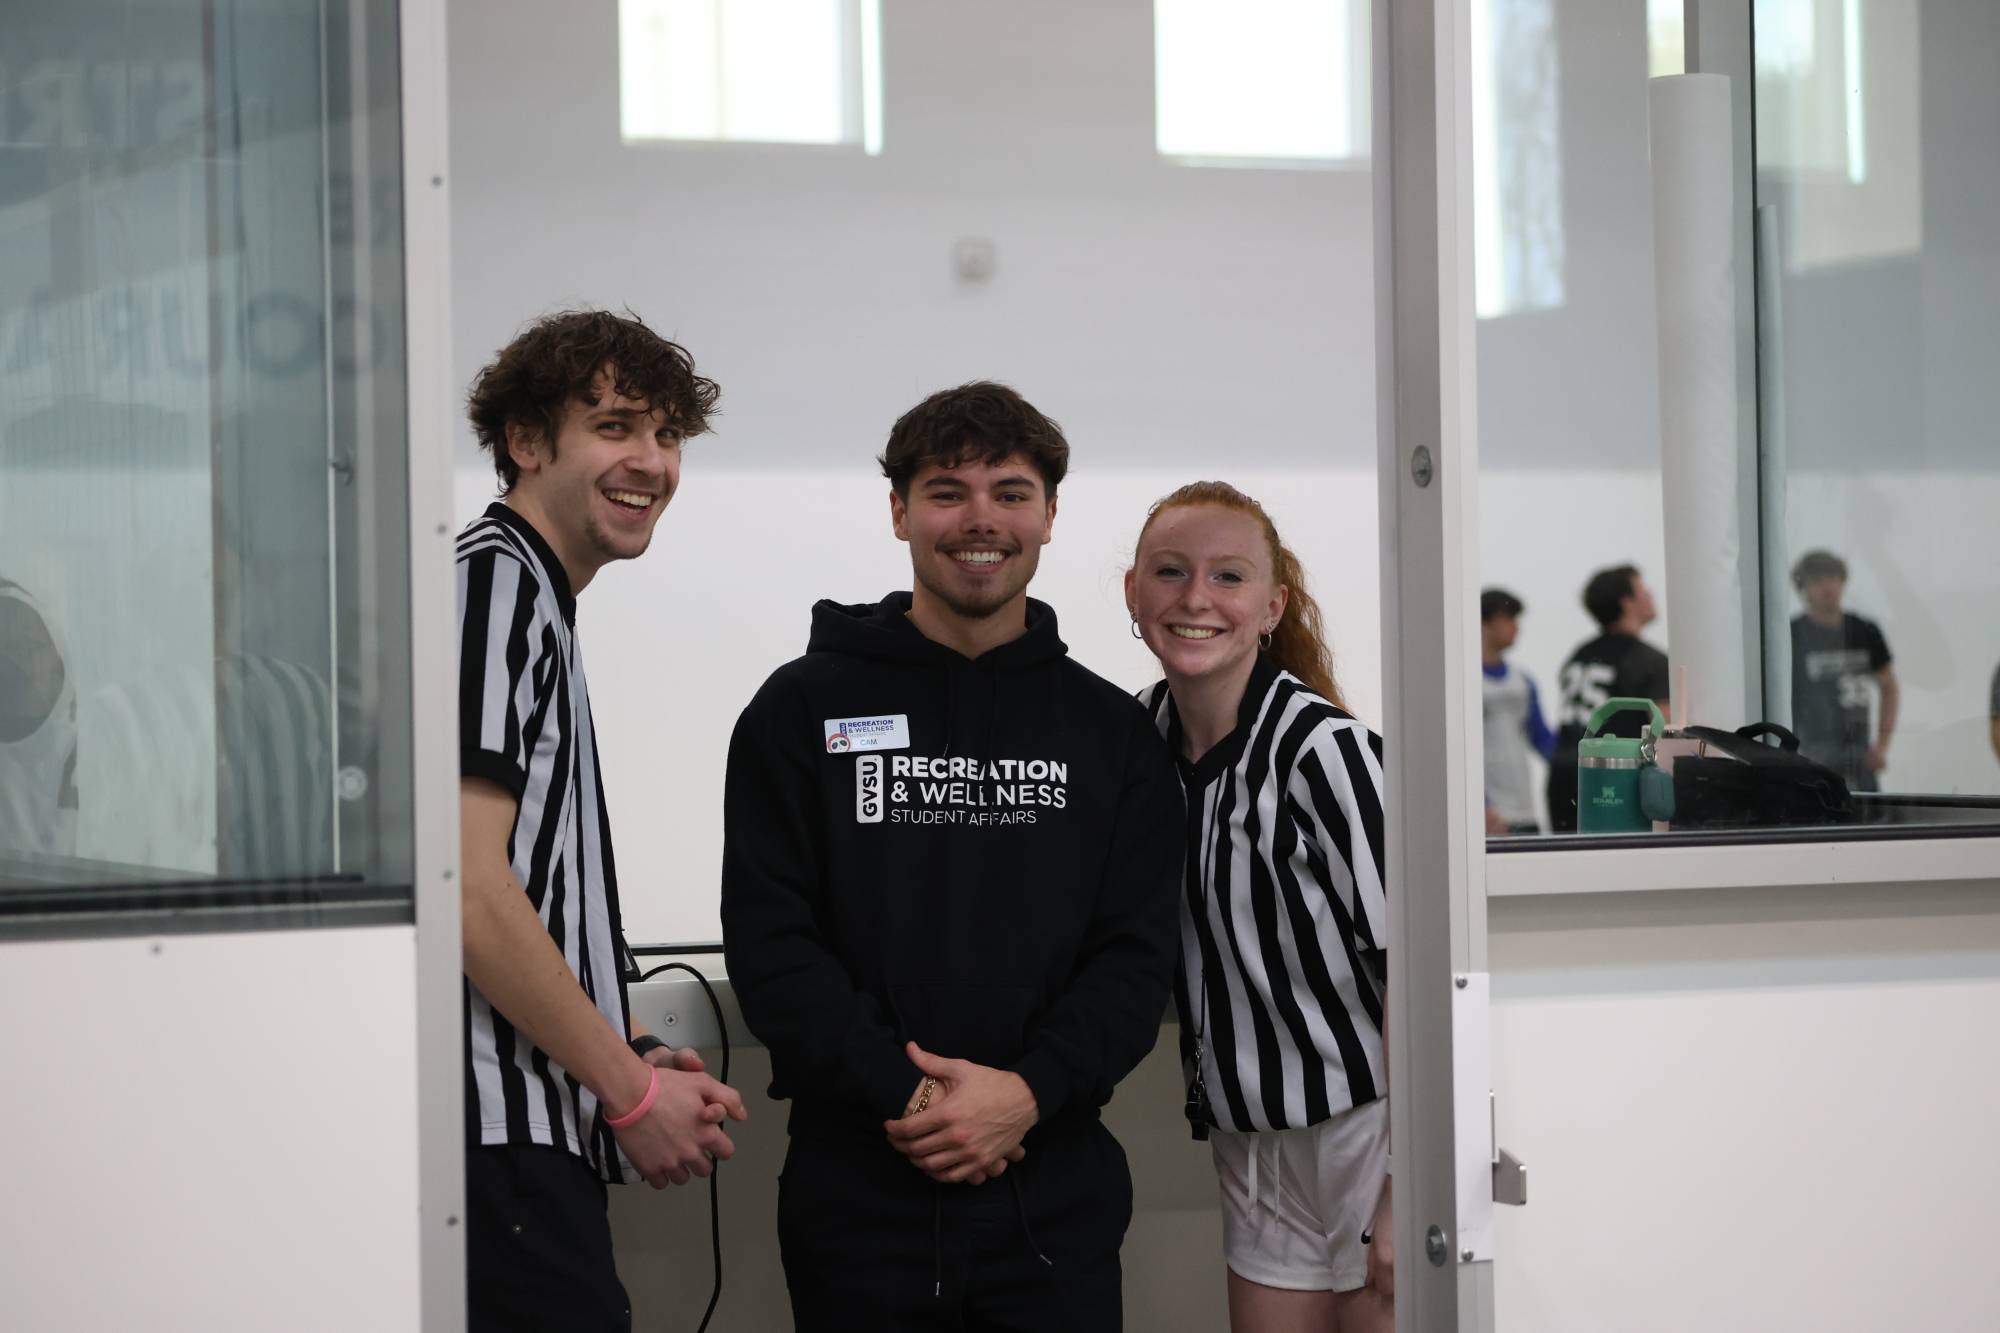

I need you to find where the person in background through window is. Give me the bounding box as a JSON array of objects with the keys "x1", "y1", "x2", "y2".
[
  {"x1": 1545, "y1": 565, "x2": 1670, "y2": 834},
  {"x1": 1789, "y1": 550, "x2": 1898, "y2": 793},
  {"x1": 1989, "y1": 660, "x2": 2000, "y2": 768},
  {"x1": 0, "y1": 576, "x2": 78, "y2": 859},
  {"x1": 1480, "y1": 588, "x2": 1556, "y2": 835},
  {"x1": 1128, "y1": 482, "x2": 1392, "y2": 1333},
  {"x1": 457, "y1": 310, "x2": 746, "y2": 1333}
]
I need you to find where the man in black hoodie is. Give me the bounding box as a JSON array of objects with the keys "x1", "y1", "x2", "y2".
[{"x1": 722, "y1": 382, "x2": 1183, "y2": 1331}]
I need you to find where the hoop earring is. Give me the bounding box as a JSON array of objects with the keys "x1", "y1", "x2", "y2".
[
  {"x1": 1130, "y1": 620, "x2": 1144, "y2": 639},
  {"x1": 1259, "y1": 627, "x2": 1274, "y2": 650}
]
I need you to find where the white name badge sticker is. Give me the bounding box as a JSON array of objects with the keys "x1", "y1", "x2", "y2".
[{"x1": 824, "y1": 714, "x2": 911, "y2": 754}]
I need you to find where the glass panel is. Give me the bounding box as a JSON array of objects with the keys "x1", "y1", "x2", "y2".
[
  {"x1": 1755, "y1": 0, "x2": 1997, "y2": 821},
  {"x1": 1475, "y1": 1, "x2": 1663, "y2": 841},
  {"x1": 1476, "y1": 0, "x2": 2000, "y2": 846},
  {"x1": 0, "y1": 0, "x2": 413, "y2": 932}
]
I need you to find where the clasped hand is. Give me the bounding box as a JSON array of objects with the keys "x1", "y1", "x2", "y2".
[
  {"x1": 612, "y1": 1046, "x2": 749, "y2": 1190},
  {"x1": 883, "y1": 1041, "x2": 1037, "y2": 1186}
]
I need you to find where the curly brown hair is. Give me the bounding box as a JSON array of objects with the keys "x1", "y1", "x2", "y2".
[
  {"x1": 467, "y1": 309, "x2": 720, "y2": 491},
  {"x1": 878, "y1": 381, "x2": 1069, "y2": 499}
]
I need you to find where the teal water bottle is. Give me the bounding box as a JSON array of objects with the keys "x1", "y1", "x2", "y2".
[{"x1": 1577, "y1": 698, "x2": 1667, "y2": 833}]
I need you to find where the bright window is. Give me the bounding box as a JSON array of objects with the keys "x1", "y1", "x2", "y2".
[
  {"x1": 1648, "y1": 0, "x2": 1687, "y2": 77},
  {"x1": 1471, "y1": 0, "x2": 1566, "y2": 317},
  {"x1": 1153, "y1": 0, "x2": 1370, "y2": 164},
  {"x1": 619, "y1": 0, "x2": 882, "y2": 154}
]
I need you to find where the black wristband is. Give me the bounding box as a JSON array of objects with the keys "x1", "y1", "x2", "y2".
[{"x1": 628, "y1": 1034, "x2": 669, "y2": 1060}]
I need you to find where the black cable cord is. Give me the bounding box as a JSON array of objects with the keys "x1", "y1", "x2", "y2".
[{"x1": 636, "y1": 961, "x2": 731, "y2": 1333}]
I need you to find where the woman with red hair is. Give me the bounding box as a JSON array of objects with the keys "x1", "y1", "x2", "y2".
[{"x1": 1127, "y1": 482, "x2": 1393, "y2": 1333}]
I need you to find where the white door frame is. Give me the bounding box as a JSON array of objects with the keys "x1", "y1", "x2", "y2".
[
  {"x1": 1373, "y1": 0, "x2": 1497, "y2": 1328},
  {"x1": 401, "y1": 0, "x2": 465, "y2": 1327}
]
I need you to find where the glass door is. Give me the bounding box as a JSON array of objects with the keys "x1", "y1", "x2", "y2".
[{"x1": 1751, "y1": 0, "x2": 2000, "y2": 820}]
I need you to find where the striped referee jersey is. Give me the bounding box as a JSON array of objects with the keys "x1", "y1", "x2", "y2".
[
  {"x1": 457, "y1": 502, "x2": 635, "y2": 1183},
  {"x1": 1143, "y1": 654, "x2": 1389, "y2": 1134}
]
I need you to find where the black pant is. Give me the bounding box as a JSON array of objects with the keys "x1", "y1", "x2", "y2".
[
  {"x1": 467, "y1": 1144, "x2": 631, "y2": 1333},
  {"x1": 778, "y1": 1120, "x2": 1132, "y2": 1332}
]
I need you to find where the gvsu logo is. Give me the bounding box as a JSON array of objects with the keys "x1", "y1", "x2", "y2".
[
  {"x1": 855, "y1": 754, "x2": 883, "y2": 823},
  {"x1": 826, "y1": 728, "x2": 852, "y2": 754}
]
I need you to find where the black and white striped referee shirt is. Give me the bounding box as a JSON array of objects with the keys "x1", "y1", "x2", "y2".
[
  {"x1": 1144, "y1": 654, "x2": 1389, "y2": 1134},
  {"x1": 457, "y1": 502, "x2": 635, "y2": 1183}
]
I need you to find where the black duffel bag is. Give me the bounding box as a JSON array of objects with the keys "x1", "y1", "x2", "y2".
[{"x1": 1670, "y1": 722, "x2": 1857, "y2": 828}]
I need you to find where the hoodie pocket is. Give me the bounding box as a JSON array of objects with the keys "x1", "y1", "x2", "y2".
[{"x1": 890, "y1": 982, "x2": 1035, "y2": 1069}]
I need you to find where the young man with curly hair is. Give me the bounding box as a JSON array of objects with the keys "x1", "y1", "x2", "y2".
[{"x1": 457, "y1": 309, "x2": 745, "y2": 1332}]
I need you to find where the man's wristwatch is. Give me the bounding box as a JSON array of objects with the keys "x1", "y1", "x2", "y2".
[{"x1": 629, "y1": 1034, "x2": 670, "y2": 1060}]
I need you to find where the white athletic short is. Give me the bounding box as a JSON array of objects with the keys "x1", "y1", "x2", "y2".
[{"x1": 1209, "y1": 1099, "x2": 1389, "y2": 1293}]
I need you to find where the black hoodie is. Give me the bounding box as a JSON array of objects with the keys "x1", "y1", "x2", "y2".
[{"x1": 721, "y1": 592, "x2": 1184, "y2": 1143}]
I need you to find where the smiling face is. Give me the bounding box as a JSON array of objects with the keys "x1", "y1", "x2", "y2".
[
  {"x1": 891, "y1": 452, "x2": 1056, "y2": 624},
  {"x1": 506, "y1": 365, "x2": 682, "y2": 589},
  {"x1": 1126, "y1": 503, "x2": 1287, "y2": 688}
]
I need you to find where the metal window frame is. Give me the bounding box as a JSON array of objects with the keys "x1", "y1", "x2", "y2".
[{"x1": 400, "y1": 0, "x2": 465, "y2": 1326}]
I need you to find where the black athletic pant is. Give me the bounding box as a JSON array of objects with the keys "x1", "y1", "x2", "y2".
[
  {"x1": 778, "y1": 1120, "x2": 1133, "y2": 1333},
  {"x1": 466, "y1": 1143, "x2": 631, "y2": 1333}
]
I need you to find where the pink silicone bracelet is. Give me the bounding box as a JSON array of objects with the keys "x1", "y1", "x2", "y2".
[{"x1": 604, "y1": 1066, "x2": 660, "y2": 1130}]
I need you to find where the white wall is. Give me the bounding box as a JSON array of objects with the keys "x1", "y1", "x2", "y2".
[
  {"x1": 448, "y1": 0, "x2": 1380, "y2": 943},
  {"x1": 1489, "y1": 879, "x2": 2000, "y2": 1333},
  {"x1": 0, "y1": 928, "x2": 423, "y2": 1332},
  {"x1": 448, "y1": 0, "x2": 1376, "y2": 475}
]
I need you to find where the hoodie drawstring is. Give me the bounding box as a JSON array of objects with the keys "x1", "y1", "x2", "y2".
[
  {"x1": 932, "y1": 1182, "x2": 944, "y2": 1298},
  {"x1": 940, "y1": 668, "x2": 957, "y2": 758},
  {"x1": 930, "y1": 1169, "x2": 1052, "y2": 1301},
  {"x1": 1007, "y1": 1171, "x2": 1053, "y2": 1268},
  {"x1": 980, "y1": 667, "x2": 1001, "y2": 806},
  {"x1": 943, "y1": 663, "x2": 1003, "y2": 806}
]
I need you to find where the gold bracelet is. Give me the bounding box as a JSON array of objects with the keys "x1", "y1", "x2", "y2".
[{"x1": 914, "y1": 1077, "x2": 938, "y2": 1113}]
